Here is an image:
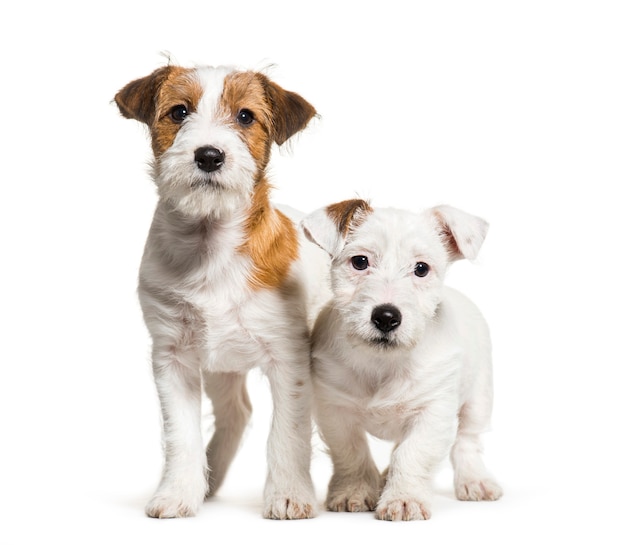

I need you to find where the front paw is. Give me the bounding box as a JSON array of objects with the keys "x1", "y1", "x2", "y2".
[
  {"x1": 263, "y1": 479, "x2": 317, "y2": 520},
  {"x1": 375, "y1": 497, "x2": 431, "y2": 521},
  {"x1": 144, "y1": 473, "x2": 207, "y2": 519},
  {"x1": 326, "y1": 481, "x2": 379, "y2": 512},
  {"x1": 145, "y1": 490, "x2": 202, "y2": 519},
  {"x1": 455, "y1": 478, "x2": 503, "y2": 501},
  {"x1": 263, "y1": 496, "x2": 316, "y2": 520}
]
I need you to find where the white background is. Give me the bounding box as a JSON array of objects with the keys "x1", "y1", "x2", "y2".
[{"x1": 1, "y1": 1, "x2": 625, "y2": 543}]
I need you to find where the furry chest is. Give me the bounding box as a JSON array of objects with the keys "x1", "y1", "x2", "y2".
[
  {"x1": 363, "y1": 397, "x2": 423, "y2": 441},
  {"x1": 324, "y1": 371, "x2": 427, "y2": 442},
  {"x1": 193, "y1": 284, "x2": 308, "y2": 374}
]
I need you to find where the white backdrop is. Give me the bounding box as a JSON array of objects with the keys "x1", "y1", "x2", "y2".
[{"x1": 1, "y1": 1, "x2": 625, "y2": 543}]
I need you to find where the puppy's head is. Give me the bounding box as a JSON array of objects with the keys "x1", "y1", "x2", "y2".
[
  {"x1": 115, "y1": 65, "x2": 316, "y2": 218},
  {"x1": 302, "y1": 200, "x2": 488, "y2": 349}
]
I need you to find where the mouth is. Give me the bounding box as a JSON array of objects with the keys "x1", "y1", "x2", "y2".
[
  {"x1": 190, "y1": 173, "x2": 222, "y2": 190},
  {"x1": 370, "y1": 336, "x2": 398, "y2": 350},
  {"x1": 366, "y1": 334, "x2": 400, "y2": 350}
]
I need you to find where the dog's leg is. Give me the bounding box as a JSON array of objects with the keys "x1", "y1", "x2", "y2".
[
  {"x1": 376, "y1": 404, "x2": 457, "y2": 521},
  {"x1": 203, "y1": 371, "x2": 252, "y2": 497},
  {"x1": 262, "y1": 355, "x2": 317, "y2": 519},
  {"x1": 145, "y1": 344, "x2": 207, "y2": 518},
  {"x1": 317, "y1": 406, "x2": 381, "y2": 512},
  {"x1": 451, "y1": 397, "x2": 503, "y2": 501}
]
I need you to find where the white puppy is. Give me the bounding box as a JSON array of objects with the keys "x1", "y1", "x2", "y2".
[{"x1": 301, "y1": 199, "x2": 502, "y2": 521}]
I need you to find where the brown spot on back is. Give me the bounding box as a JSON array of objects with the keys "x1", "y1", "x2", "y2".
[{"x1": 326, "y1": 199, "x2": 373, "y2": 236}]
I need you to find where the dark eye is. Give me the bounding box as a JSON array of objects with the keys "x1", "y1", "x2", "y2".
[
  {"x1": 414, "y1": 262, "x2": 430, "y2": 277},
  {"x1": 351, "y1": 255, "x2": 369, "y2": 271},
  {"x1": 169, "y1": 105, "x2": 188, "y2": 123},
  {"x1": 237, "y1": 109, "x2": 255, "y2": 125}
]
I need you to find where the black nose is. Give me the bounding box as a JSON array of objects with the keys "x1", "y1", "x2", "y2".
[
  {"x1": 194, "y1": 146, "x2": 225, "y2": 173},
  {"x1": 371, "y1": 304, "x2": 402, "y2": 333}
]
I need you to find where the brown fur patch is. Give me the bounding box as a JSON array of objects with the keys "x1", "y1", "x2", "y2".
[
  {"x1": 240, "y1": 178, "x2": 299, "y2": 290},
  {"x1": 150, "y1": 68, "x2": 203, "y2": 157},
  {"x1": 221, "y1": 71, "x2": 316, "y2": 167},
  {"x1": 221, "y1": 71, "x2": 313, "y2": 290},
  {"x1": 326, "y1": 199, "x2": 373, "y2": 237},
  {"x1": 221, "y1": 72, "x2": 275, "y2": 169},
  {"x1": 114, "y1": 66, "x2": 202, "y2": 157},
  {"x1": 115, "y1": 66, "x2": 173, "y2": 125},
  {"x1": 116, "y1": 66, "x2": 315, "y2": 160},
  {"x1": 259, "y1": 74, "x2": 317, "y2": 145}
]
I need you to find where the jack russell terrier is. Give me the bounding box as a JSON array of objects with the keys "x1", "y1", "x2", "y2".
[
  {"x1": 115, "y1": 64, "x2": 328, "y2": 520},
  {"x1": 301, "y1": 199, "x2": 502, "y2": 521}
]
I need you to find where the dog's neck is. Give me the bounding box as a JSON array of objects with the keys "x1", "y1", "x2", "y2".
[{"x1": 152, "y1": 176, "x2": 299, "y2": 291}]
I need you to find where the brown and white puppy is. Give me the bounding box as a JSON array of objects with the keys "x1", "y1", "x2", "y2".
[
  {"x1": 114, "y1": 64, "x2": 328, "y2": 520},
  {"x1": 301, "y1": 199, "x2": 502, "y2": 521}
]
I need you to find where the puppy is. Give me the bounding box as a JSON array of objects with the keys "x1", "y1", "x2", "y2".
[
  {"x1": 301, "y1": 199, "x2": 503, "y2": 521},
  {"x1": 114, "y1": 64, "x2": 328, "y2": 519}
]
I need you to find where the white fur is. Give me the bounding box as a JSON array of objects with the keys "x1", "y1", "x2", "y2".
[
  {"x1": 118, "y1": 65, "x2": 329, "y2": 519},
  {"x1": 301, "y1": 204, "x2": 502, "y2": 521}
]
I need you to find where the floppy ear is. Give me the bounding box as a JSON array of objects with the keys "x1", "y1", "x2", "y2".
[
  {"x1": 114, "y1": 66, "x2": 174, "y2": 125},
  {"x1": 260, "y1": 75, "x2": 317, "y2": 145},
  {"x1": 301, "y1": 199, "x2": 372, "y2": 257},
  {"x1": 430, "y1": 205, "x2": 489, "y2": 261}
]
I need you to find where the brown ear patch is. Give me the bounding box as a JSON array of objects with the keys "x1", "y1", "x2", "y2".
[
  {"x1": 114, "y1": 66, "x2": 177, "y2": 125},
  {"x1": 221, "y1": 71, "x2": 275, "y2": 168},
  {"x1": 258, "y1": 74, "x2": 317, "y2": 145},
  {"x1": 325, "y1": 199, "x2": 373, "y2": 237},
  {"x1": 115, "y1": 66, "x2": 203, "y2": 157}
]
